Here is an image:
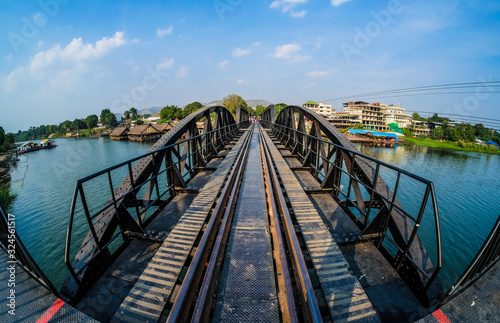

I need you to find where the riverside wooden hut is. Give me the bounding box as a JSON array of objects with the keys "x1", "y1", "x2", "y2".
[
  {"x1": 128, "y1": 124, "x2": 161, "y2": 142},
  {"x1": 110, "y1": 127, "x2": 129, "y2": 141},
  {"x1": 152, "y1": 123, "x2": 173, "y2": 134}
]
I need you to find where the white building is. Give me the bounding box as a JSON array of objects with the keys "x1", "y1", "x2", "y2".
[
  {"x1": 302, "y1": 100, "x2": 336, "y2": 119},
  {"x1": 144, "y1": 113, "x2": 161, "y2": 124},
  {"x1": 382, "y1": 105, "x2": 412, "y2": 128}
]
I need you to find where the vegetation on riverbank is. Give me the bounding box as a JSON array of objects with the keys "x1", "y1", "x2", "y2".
[
  {"x1": 0, "y1": 182, "x2": 16, "y2": 212},
  {"x1": 404, "y1": 137, "x2": 500, "y2": 154}
]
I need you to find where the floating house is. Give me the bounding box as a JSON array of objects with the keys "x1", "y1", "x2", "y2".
[
  {"x1": 109, "y1": 127, "x2": 130, "y2": 141},
  {"x1": 40, "y1": 139, "x2": 57, "y2": 149},
  {"x1": 347, "y1": 129, "x2": 402, "y2": 146},
  {"x1": 17, "y1": 142, "x2": 41, "y2": 154},
  {"x1": 128, "y1": 124, "x2": 161, "y2": 142}
]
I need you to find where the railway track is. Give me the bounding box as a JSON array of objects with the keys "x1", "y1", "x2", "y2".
[{"x1": 154, "y1": 124, "x2": 340, "y2": 322}]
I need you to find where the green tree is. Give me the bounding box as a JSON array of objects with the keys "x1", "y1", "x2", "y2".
[
  {"x1": 123, "y1": 110, "x2": 131, "y2": 119},
  {"x1": 275, "y1": 103, "x2": 287, "y2": 117},
  {"x1": 403, "y1": 127, "x2": 414, "y2": 137},
  {"x1": 2, "y1": 133, "x2": 15, "y2": 150},
  {"x1": 136, "y1": 119, "x2": 144, "y2": 125},
  {"x1": 354, "y1": 122, "x2": 364, "y2": 129},
  {"x1": 255, "y1": 105, "x2": 266, "y2": 116},
  {"x1": 100, "y1": 109, "x2": 111, "y2": 123},
  {"x1": 160, "y1": 105, "x2": 184, "y2": 122},
  {"x1": 222, "y1": 94, "x2": 247, "y2": 115},
  {"x1": 184, "y1": 101, "x2": 204, "y2": 115},
  {"x1": 445, "y1": 127, "x2": 460, "y2": 141},
  {"x1": 0, "y1": 126, "x2": 4, "y2": 147},
  {"x1": 246, "y1": 106, "x2": 256, "y2": 116},
  {"x1": 85, "y1": 114, "x2": 99, "y2": 129},
  {"x1": 474, "y1": 123, "x2": 492, "y2": 141},
  {"x1": 60, "y1": 120, "x2": 72, "y2": 131},
  {"x1": 129, "y1": 107, "x2": 138, "y2": 120},
  {"x1": 103, "y1": 113, "x2": 117, "y2": 126},
  {"x1": 431, "y1": 127, "x2": 444, "y2": 140},
  {"x1": 465, "y1": 124, "x2": 475, "y2": 142},
  {"x1": 412, "y1": 112, "x2": 425, "y2": 121},
  {"x1": 71, "y1": 118, "x2": 87, "y2": 130}
]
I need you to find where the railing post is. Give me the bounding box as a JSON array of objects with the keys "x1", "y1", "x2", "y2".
[
  {"x1": 364, "y1": 163, "x2": 380, "y2": 227},
  {"x1": 395, "y1": 185, "x2": 431, "y2": 271}
]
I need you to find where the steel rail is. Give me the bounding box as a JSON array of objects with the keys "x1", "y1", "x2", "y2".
[
  {"x1": 258, "y1": 125, "x2": 298, "y2": 323},
  {"x1": 190, "y1": 124, "x2": 254, "y2": 322},
  {"x1": 166, "y1": 124, "x2": 254, "y2": 322},
  {"x1": 259, "y1": 127, "x2": 323, "y2": 323}
]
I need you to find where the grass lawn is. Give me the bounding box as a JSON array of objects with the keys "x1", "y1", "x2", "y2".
[{"x1": 404, "y1": 137, "x2": 500, "y2": 154}]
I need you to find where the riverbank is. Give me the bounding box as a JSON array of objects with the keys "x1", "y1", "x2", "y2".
[
  {"x1": 0, "y1": 153, "x2": 17, "y2": 211},
  {"x1": 404, "y1": 137, "x2": 500, "y2": 154}
]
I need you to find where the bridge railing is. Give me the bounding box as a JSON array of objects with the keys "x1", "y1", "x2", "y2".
[
  {"x1": 0, "y1": 200, "x2": 60, "y2": 296},
  {"x1": 262, "y1": 105, "x2": 442, "y2": 304},
  {"x1": 444, "y1": 214, "x2": 500, "y2": 302},
  {"x1": 63, "y1": 117, "x2": 242, "y2": 299}
]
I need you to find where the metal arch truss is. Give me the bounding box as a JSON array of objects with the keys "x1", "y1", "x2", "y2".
[
  {"x1": 262, "y1": 104, "x2": 443, "y2": 305},
  {"x1": 61, "y1": 106, "x2": 249, "y2": 303}
]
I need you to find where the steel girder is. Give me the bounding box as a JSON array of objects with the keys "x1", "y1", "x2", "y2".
[{"x1": 61, "y1": 106, "x2": 240, "y2": 303}]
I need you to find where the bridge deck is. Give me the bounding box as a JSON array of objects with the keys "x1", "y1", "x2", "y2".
[
  {"x1": 111, "y1": 132, "x2": 249, "y2": 322},
  {"x1": 268, "y1": 132, "x2": 427, "y2": 322},
  {"x1": 213, "y1": 127, "x2": 280, "y2": 322},
  {"x1": 263, "y1": 130, "x2": 380, "y2": 322},
  {"x1": 0, "y1": 250, "x2": 97, "y2": 323},
  {"x1": 72, "y1": 124, "x2": 429, "y2": 322}
]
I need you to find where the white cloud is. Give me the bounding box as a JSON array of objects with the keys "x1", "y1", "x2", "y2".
[
  {"x1": 303, "y1": 83, "x2": 316, "y2": 90},
  {"x1": 290, "y1": 10, "x2": 307, "y2": 18},
  {"x1": 232, "y1": 47, "x2": 251, "y2": 57},
  {"x1": 270, "y1": 0, "x2": 308, "y2": 17},
  {"x1": 157, "y1": 25, "x2": 174, "y2": 37},
  {"x1": 176, "y1": 65, "x2": 189, "y2": 79},
  {"x1": 331, "y1": 0, "x2": 353, "y2": 7},
  {"x1": 219, "y1": 60, "x2": 230, "y2": 68},
  {"x1": 273, "y1": 43, "x2": 311, "y2": 63},
  {"x1": 253, "y1": 41, "x2": 261, "y2": 47},
  {"x1": 306, "y1": 70, "x2": 337, "y2": 78},
  {"x1": 157, "y1": 58, "x2": 174, "y2": 70},
  {"x1": 315, "y1": 36, "x2": 322, "y2": 50},
  {"x1": 3, "y1": 31, "x2": 128, "y2": 92},
  {"x1": 236, "y1": 79, "x2": 254, "y2": 85}
]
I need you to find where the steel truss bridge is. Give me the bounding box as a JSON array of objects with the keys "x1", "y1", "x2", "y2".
[{"x1": 1, "y1": 104, "x2": 499, "y2": 322}]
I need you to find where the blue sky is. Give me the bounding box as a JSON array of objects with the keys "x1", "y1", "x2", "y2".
[{"x1": 1, "y1": 0, "x2": 499, "y2": 132}]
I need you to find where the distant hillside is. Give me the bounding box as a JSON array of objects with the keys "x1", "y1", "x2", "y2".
[
  {"x1": 138, "y1": 107, "x2": 163, "y2": 115},
  {"x1": 205, "y1": 99, "x2": 273, "y2": 108}
]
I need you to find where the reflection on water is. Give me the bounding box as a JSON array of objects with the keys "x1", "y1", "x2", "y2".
[
  {"x1": 9, "y1": 138, "x2": 153, "y2": 288},
  {"x1": 358, "y1": 143, "x2": 500, "y2": 289}
]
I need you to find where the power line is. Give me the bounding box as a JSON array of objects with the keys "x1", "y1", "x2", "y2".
[{"x1": 321, "y1": 81, "x2": 500, "y2": 103}]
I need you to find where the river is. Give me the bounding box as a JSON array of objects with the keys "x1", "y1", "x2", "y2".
[
  {"x1": 8, "y1": 137, "x2": 500, "y2": 292},
  {"x1": 9, "y1": 138, "x2": 154, "y2": 289}
]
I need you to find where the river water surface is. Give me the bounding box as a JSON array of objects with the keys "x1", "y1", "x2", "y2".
[{"x1": 8, "y1": 137, "x2": 500, "y2": 292}]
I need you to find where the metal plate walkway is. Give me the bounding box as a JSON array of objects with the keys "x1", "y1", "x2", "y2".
[
  {"x1": 0, "y1": 250, "x2": 97, "y2": 323},
  {"x1": 213, "y1": 127, "x2": 279, "y2": 322}
]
